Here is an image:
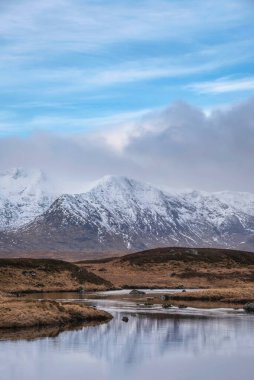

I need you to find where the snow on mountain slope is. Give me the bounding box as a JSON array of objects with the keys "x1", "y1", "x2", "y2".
[
  {"x1": 0, "y1": 168, "x2": 57, "y2": 230},
  {"x1": 177, "y1": 190, "x2": 250, "y2": 227},
  {"x1": 214, "y1": 191, "x2": 254, "y2": 217},
  {"x1": 2, "y1": 174, "x2": 252, "y2": 253},
  {"x1": 0, "y1": 172, "x2": 254, "y2": 253}
]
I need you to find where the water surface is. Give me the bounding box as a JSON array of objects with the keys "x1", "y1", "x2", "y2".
[{"x1": 0, "y1": 293, "x2": 254, "y2": 380}]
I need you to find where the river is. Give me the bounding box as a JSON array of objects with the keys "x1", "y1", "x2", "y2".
[{"x1": 0, "y1": 290, "x2": 254, "y2": 380}]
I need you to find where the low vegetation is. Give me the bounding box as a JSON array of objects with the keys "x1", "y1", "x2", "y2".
[
  {"x1": 79, "y1": 247, "x2": 254, "y2": 289},
  {"x1": 79, "y1": 247, "x2": 254, "y2": 307},
  {"x1": 1, "y1": 247, "x2": 254, "y2": 332},
  {"x1": 169, "y1": 288, "x2": 254, "y2": 304},
  {"x1": 0, "y1": 294, "x2": 112, "y2": 329},
  {"x1": 0, "y1": 259, "x2": 113, "y2": 332},
  {"x1": 0, "y1": 258, "x2": 112, "y2": 293}
]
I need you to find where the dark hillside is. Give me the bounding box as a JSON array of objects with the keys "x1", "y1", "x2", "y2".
[
  {"x1": 119, "y1": 247, "x2": 254, "y2": 266},
  {"x1": 0, "y1": 258, "x2": 112, "y2": 292}
]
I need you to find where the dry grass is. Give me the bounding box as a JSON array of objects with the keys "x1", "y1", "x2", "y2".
[
  {"x1": 0, "y1": 296, "x2": 112, "y2": 329},
  {"x1": 80, "y1": 260, "x2": 254, "y2": 289},
  {"x1": 169, "y1": 288, "x2": 254, "y2": 304},
  {"x1": 79, "y1": 248, "x2": 254, "y2": 306},
  {"x1": 79, "y1": 247, "x2": 254, "y2": 290},
  {"x1": 0, "y1": 258, "x2": 112, "y2": 293}
]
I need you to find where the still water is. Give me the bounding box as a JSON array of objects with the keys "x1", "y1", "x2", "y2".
[{"x1": 0, "y1": 293, "x2": 254, "y2": 380}]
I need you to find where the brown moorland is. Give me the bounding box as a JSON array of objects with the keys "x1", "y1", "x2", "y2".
[
  {"x1": 0, "y1": 259, "x2": 113, "y2": 331},
  {"x1": 0, "y1": 293, "x2": 112, "y2": 330},
  {"x1": 78, "y1": 247, "x2": 254, "y2": 304},
  {"x1": 0, "y1": 258, "x2": 112, "y2": 293}
]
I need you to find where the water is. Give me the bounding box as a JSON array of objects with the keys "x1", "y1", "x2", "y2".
[
  {"x1": 0, "y1": 293, "x2": 254, "y2": 380},
  {"x1": 96, "y1": 288, "x2": 200, "y2": 296}
]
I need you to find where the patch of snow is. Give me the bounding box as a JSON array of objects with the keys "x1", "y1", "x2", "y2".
[{"x1": 0, "y1": 168, "x2": 58, "y2": 229}]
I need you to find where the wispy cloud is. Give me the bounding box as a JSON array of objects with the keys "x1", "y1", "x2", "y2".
[
  {"x1": 88, "y1": 60, "x2": 233, "y2": 87},
  {"x1": 0, "y1": 60, "x2": 230, "y2": 93},
  {"x1": 189, "y1": 77, "x2": 254, "y2": 94},
  {"x1": 0, "y1": 0, "x2": 248, "y2": 58},
  {"x1": 0, "y1": 0, "x2": 254, "y2": 136},
  {"x1": 0, "y1": 108, "x2": 155, "y2": 136}
]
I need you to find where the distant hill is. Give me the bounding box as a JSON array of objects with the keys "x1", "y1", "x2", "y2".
[
  {"x1": 82, "y1": 246, "x2": 254, "y2": 266},
  {"x1": 78, "y1": 247, "x2": 254, "y2": 289},
  {"x1": 116, "y1": 246, "x2": 254, "y2": 265}
]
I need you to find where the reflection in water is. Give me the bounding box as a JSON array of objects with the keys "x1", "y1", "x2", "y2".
[
  {"x1": 1, "y1": 307, "x2": 254, "y2": 380},
  {"x1": 0, "y1": 322, "x2": 105, "y2": 342}
]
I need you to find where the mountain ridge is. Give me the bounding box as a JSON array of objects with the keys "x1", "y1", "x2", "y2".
[{"x1": 0, "y1": 170, "x2": 254, "y2": 257}]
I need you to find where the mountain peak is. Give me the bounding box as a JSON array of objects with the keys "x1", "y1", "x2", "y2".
[
  {"x1": 90, "y1": 175, "x2": 161, "y2": 194},
  {"x1": 93, "y1": 175, "x2": 135, "y2": 188},
  {"x1": 0, "y1": 167, "x2": 56, "y2": 230},
  {"x1": 1, "y1": 169, "x2": 254, "y2": 253}
]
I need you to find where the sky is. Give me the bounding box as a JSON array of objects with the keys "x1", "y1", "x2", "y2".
[{"x1": 0, "y1": 0, "x2": 254, "y2": 192}]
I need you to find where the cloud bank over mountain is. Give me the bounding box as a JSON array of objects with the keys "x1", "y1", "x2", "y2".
[{"x1": 0, "y1": 98, "x2": 253, "y2": 193}]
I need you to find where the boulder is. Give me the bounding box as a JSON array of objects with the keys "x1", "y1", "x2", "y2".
[
  {"x1": 244, "y1": 302, "x2": 254, "y2": 313},
  {"x1": 161, "y1": 295, "x2": 170, "y2": 301},
  {"x1": 129, "y1": 289, "x2": 146, "y2": 295},
  {"x1": 122, "y1": 316, "x2": 129, "y2": 322},
  {"x1": 162, "y1": 303, "x2": 173, "y2": 309}
]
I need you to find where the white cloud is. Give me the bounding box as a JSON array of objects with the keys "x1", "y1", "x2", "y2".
[
  {"x1": 0, "y1": 0, "x2": 253, "y2": 110},
  {"x1": 0, "y1": 97, "x2": 254, "y2": 193},
  {"x1": 189, "y1": 77, "x2": 254, "y2": 94},
  {"x1": 0, "y1": 0, "x2": 245, "y2": 54},
  {"x1": 0, "y1": 0, "x2": 251, "y2": 69},
  {"x1": 89, "y1": 61, "x2": 227, "y2": 87},
  {"x1": 0, "y1": 56, "x2": 242, "y2": 92},
  {"x1": 1, "y1": 108, "x2": 153, "y2": 134}
]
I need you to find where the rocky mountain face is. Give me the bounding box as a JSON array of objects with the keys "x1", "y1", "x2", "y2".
[{"x1": 0, "y1": 171, "x2": 254, "y2": 256}]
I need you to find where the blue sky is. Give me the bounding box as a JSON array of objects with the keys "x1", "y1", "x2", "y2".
[{"x1": 1, "y1": 0, "x2": 254, "y2": 137}]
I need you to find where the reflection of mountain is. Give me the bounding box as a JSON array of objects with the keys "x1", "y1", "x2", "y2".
[
  {"x1": 53, "y1": 312, "x2": 254, "y2": 369},
  {"x1": 1, "y1": 312, "x2": 254, "y2": 380}
]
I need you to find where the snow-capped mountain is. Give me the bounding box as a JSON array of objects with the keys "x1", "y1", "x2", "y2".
[
  {"x1": 0, "y1": 174, "x2": 254, "y2": 255},
  {"x1": 213, "y1": 191, "x2": 254, "y2": 217},
  {"x1": 0, "y1": 168, "x2": 57, "y2": 230}
]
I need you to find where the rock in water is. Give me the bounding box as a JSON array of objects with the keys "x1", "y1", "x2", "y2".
[
  {"x1": 162, "y1": 303, "x2": 173, "y2": 309},
  {"x1": 244, "y1": 303, "x2": 254, "y2": 313},
  {"x1": 161, "y1": 295, "x2": 170, "y2": 301},
  {"x1": 129, "y1": 289, "x2": 146, "y2": 295}
]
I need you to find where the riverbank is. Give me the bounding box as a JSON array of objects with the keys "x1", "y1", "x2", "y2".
[
  {"x1": 2, "y1": 248, "x2": 254, "y2": 327},
  {"x1": 0, "y1": 293, "x2": 112, "y2": 329},
  {"x1": 89, "y1": 287, "x2": 254, "y2": 309},
  {"x1": 168, "y1": 288, "x2": 254, "y2": 304}
]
